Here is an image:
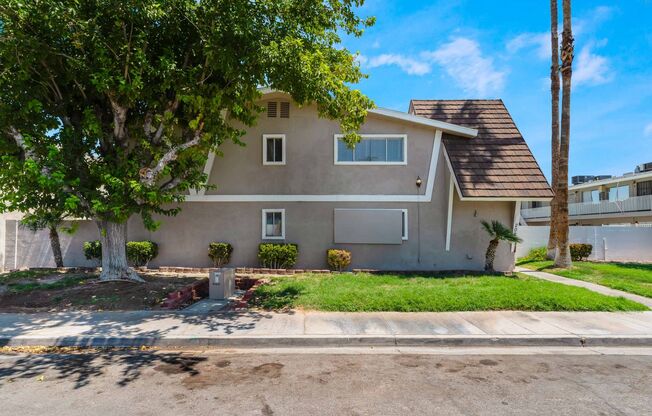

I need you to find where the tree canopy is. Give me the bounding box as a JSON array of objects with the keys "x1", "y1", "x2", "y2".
[{"x1": 0, "y1": 0, "x2": 374, "y2": 279}]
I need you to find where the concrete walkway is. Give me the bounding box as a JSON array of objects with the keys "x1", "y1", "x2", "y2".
[
  {"x1": 515, "y1": 266, "x2": 652, "y2": 308},
  {"x1": 2, "y1": 310, "x2": 652, "y2": 348}
]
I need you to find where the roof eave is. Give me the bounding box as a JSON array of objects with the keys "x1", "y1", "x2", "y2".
[
  {"x1": 368, "y1": 108, "x2": 478, "y2": 138},
  {"x1": 257, "y1": 88, "x2": 478, "y2": 138}
]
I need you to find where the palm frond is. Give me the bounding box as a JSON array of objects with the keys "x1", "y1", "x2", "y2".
[{"x1": 481, "y1": 220, "x2": 523, "y2": 243}]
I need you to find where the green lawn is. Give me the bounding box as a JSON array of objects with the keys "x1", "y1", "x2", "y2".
[
  {"x1": 518, "y1": 261, "x2": 652, "y2": 299},
  {"x1": 251, "y1": 272, "x2": 648, "y2": 312}
]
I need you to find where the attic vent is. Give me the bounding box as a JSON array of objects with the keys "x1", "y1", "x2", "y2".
[
  {"x1": 267, "y1": 101, "x2": 277, "y2": 118},
  {"x1": 280, "y1": 101, "x2": 290, "y2": 118}
]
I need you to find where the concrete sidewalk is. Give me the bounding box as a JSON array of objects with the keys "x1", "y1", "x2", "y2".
[
  {"x1": 2, "y1": 310, "x2": 652, "y2": 348},
  {"x1": 515, "y1": 266, "x2": 652, "y2": 308}
]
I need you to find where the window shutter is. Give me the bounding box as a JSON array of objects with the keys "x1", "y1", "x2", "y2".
[
  {"x1": 267, "y1": 101, "x2": 277, "y2": 118},
  {"x1": 280, "y1": 101, "x2": 290, "y2": 118}
]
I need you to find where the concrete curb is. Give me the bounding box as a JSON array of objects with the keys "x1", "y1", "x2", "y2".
[{"x1": 4, "y1": 334, "x2": 652, "y2": 348}]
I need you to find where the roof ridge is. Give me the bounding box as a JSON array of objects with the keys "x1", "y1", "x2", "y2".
[{"x1": 410, "y1": 99, "x2": 504, "y2": 102}]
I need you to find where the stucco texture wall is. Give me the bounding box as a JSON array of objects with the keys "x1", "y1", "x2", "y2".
[{"x1": 4, "y1": 188, "x2": 516, "y2": 272}]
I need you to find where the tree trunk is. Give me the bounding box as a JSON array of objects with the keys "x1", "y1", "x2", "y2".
[
  {"x1": 554, "y1": 0, "x2": 573, "y2": 268},
  {"x1": 485, "y1": 239, "x2": 499, "y2": 272},
  {"x1": 49, "y1": 225, "x2": 64, "y2": 268},
  {"x1": 97, "y1": 220, "x2": 144, "y2": 282},
  {"x1": 547, "y1": 0, "x2": 561, "y2": 260}
]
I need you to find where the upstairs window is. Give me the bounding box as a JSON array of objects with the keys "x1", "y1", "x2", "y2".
[
  {"x1": 637, "y1": 180, "x2": 652, "y2": 196},
  {"x1": 608, "y1": 185, "x2": 629, "y2": 201},
  {"x1": 263, "y1": 134, "x2": 286, "y2": 165},
  {"x1": 582, "y1": 189, "x2": 600, "y2": 203},
  {"x1": 334, "y1": 134, "x2": 407, "y2": 165}
]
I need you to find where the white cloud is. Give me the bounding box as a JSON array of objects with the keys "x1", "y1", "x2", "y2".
[
  {"x1": 645, "y1": 123, "x2": 652, "y2": 137},
  {"x1": 422, "y1": 38, "x2": 506, "y2": 96},
  {"x1": 366, "y1": 53, "x2": 431, "y2": 75},
  {"x1": 574, "y1": 44, "x2": 612, "y2": 86},
  {"x1": 506, "y1": 32, "x2": 550, "y2": 59}
]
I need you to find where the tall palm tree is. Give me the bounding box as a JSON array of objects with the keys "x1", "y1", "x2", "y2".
[
  {"x1": 547, "y1": 0, "x2": 561, "y2": 260},
  {"x1": 554, "y1": 0, "x2": 574, "y2": 268},
  {"x1": 481, "y1": 220, "x2": 523, "y2": 272}
]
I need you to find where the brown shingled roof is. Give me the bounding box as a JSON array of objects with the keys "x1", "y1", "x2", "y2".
[{"x1": 409, "y1": 99, "x2": 553, "y2": 199}]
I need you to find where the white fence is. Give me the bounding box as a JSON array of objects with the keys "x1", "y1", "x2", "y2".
[{"x1": 516, "y1": 225, "x2": 652, "y2": 262}]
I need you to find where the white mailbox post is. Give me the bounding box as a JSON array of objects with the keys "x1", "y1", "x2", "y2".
[{"x1": 209, "y1": 268, "x2": 235, "y2": 300}]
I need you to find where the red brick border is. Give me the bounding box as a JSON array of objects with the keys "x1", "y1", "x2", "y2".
[
  {"x1": 160, "y1": 278, "x2": 209, "y2": 309},
  {"x1": 228, "y1": 279, "x2": 266, "y2": 310}
]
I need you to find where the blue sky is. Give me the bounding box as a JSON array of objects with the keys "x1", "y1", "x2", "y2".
[{"x1": 343, "y1": 0, "x2": 652, "y2": 180}]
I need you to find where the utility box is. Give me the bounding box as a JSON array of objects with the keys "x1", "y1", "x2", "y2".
[{"x1": 209, "y1": 268, "x2": 235, "y2": 300}]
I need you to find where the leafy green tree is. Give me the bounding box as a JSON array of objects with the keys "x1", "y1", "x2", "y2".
[
  {"x1": 0, "y1": 0, "x2": 374, "y2": 281},
  {"x1": 481, "y1": 220, "x2": 522, "y2": 272},
  {"x1": 0, "y1": 151, "x2": 75, "y2": 268}
]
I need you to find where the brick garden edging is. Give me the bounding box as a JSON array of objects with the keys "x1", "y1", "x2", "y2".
[
  {"x1": 160, "y1": 278, "x2": 209, "y2": 309},
  {"x1": 228, "y1": 279, "x2": 267, "y2": 310}
]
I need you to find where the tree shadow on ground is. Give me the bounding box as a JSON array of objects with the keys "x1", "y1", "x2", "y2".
[{"x1": 0, "y1": 350, "x2": 207, "y2": 389}]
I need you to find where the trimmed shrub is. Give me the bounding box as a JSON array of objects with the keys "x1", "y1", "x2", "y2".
[
  {"x1": 208, "y1": 242, "x2": 233, "y2": 267},
  {"x1": 570, "y1": 243, "x2": 592, "y2": 262},
  {"x1": 258, "y1": 243, "x2": 298, "y2": 269},
  {"x1": 127, "y1": 241, "x2": 159, "y2": 267},
  {"x1": 327, "y1": 249, "x2": 352, "y2": 271},
  {"x1": 83, "y1": 240, "x2": 159, "y2": 267},
  {"x1": 518, "y1": 246, "x2": 547, "y2": 263},
  {"x1": 83, "y1": 240, "x2": 102, "y2": 261}
]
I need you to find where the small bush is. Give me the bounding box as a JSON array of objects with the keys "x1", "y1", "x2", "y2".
[
  {"x1": 208, "y1": 242, "x2": 233, "y2": 267},
  {"x1": 570, "y1": 243, "x2": 592, "y2": 262},
  {"x1": 258, "y1": 243, "x2": 298, "y2": 269},
  {"x1": 83, "y1": 241, "x2": 102, "y2": 261},
  {"x1": 518, "y1": 246, "x2": 547, "y2": 263},
  {"x1": 327, "y1": 249, "x2": 352, "y2": 271},
  {"x1": 83, "y1": 240, "x2": 159, "y2": 267},
  {"x1": 127, "y1": 241, "x2": 159, "y2": 267}
]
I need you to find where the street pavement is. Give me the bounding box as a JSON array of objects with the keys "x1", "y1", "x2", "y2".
[{"x1": 1, "y1": 348, "x2": 651, "y2": 415}]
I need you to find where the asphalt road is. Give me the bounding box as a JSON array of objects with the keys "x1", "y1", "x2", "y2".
[{"x1": 1, "y1": 348, "x2": 651, "y2": 415}]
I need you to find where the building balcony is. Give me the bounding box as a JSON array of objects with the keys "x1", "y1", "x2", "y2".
[{"x1": 521, "y1": 194, "x2": 652, "y2": 220}]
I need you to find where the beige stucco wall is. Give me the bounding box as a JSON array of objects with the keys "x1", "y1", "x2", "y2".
[
  {"x1": 4, "y1": 187, "x2": 516, "y2": 272},
  {"x1": 206, "y1": 98, "x2": 435, "y2": 196}
]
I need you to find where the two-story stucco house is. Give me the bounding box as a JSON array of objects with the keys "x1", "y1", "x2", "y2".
[{"x1": 0, "y1": 90, "x2": 552, "y2": 272}]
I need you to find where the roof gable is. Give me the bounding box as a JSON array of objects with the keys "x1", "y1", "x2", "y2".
[{"x1": 410, "y1": 99, "x2": 553, "y2": 199}]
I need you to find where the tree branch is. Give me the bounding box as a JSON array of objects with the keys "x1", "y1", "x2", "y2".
[
  {"x1": 153, "y1": 98, "x2": 179, "y2": 144},
  {"x1": 140, "y1": 122, "x2": 204, "y2": 187},
  {"x1": 8, "y1": 126, "x2": 91, "y2": 212},
  {"x1": 108, "y1": 95, "x2": 127, "y2": 143}
]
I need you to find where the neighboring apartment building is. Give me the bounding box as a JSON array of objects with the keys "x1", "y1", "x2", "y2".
[
  {"x1": 521, "y1": 164, "x2": 652, "y2": 226},
  {"x1": 1, "y1": 91, "x2": 552, "y2": 272}
]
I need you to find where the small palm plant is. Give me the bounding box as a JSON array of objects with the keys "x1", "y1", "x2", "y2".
[{"x1": 481, "y1": 220, "x2": 523, "y2": 272}]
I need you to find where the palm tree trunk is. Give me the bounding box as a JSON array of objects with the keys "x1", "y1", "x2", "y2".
[
  {"x1": 547, "y1": 0, "x2": 561, "y2": 260},
  {"x1": 48, "y1": 225, "x2": 64, "y2": 268},
  {"x1": 485, "y1": 238, "x2": 499, "y2": 272},
  {"x1": 554, "y1": 0, "x2": 573, "y2": 268}
]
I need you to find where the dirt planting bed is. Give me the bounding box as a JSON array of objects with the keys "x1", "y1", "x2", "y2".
[{"x1": 0, "y1": 269, "x2": 206, "y2": 313}]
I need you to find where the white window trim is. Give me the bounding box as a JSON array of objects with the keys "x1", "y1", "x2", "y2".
[
  {"x1": 262, "y1": 134, "x2": 286, "y2": 166},
  {"x1": 401, "y1": 209, "x2": 408, "y2": 241},
  {"x1": 334, "y1": 134, "x2": 408, "y2": 166},
  {"x1": 262, "y1": 209, "x2": 285, "y2": 240}
]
